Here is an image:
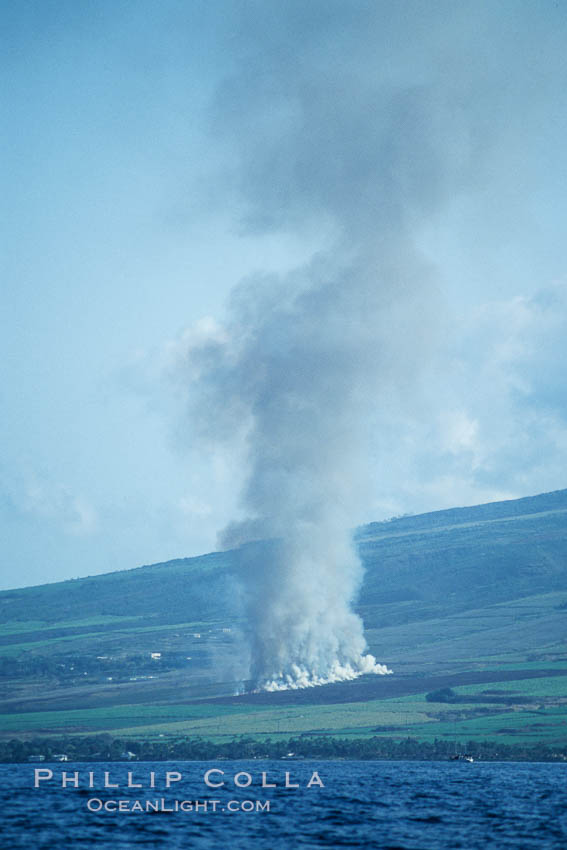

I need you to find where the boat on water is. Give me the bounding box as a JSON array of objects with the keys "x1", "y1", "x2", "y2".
[{"x1": 450, "y1": 754, "x2": 474, "y2": 763}]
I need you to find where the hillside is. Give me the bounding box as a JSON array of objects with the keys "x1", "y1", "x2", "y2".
[{"x1": 1, "y1": 488, "x2": 566, "y2": 746}]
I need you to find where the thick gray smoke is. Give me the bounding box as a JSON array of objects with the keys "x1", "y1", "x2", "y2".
[{"x1": 182, "y1": 2, "x2": 474, "y2": 690}]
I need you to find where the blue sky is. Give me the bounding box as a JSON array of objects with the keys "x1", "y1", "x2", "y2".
[{"x1": 2, "y1": 0, "x2": 567, "y2": 590}]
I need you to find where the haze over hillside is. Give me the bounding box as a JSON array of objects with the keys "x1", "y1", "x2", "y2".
[
  {"x1": 1, "y1": 488, "x2": 566, "y2": 744},
  {"x1": 3, "y1": 488, "x2": 566, "y2": 615},
  {"x1": 1, "y1": 488, "x2": 566, "y2": 669}
]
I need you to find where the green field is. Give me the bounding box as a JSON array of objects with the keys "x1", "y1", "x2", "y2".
[{"x1": 3, "y1": 678, "x2": 566, "y2": 747}]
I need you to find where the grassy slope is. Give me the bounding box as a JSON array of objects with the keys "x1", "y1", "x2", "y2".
[{"x1": 1, "y1": 488, "x2": 566, "y2": 744}]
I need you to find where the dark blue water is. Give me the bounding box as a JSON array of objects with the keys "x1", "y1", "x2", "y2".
[{"x1": 0, "y1": 760, "x2": 565, "y2": 849}]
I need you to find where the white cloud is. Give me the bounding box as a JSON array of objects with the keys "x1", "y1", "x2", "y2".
[
  {"x1": 439, "y1": 409, "x2": 480, "y2": 456},
  {"x1": 20, "y1": 479, "x2": 98, "y2": 536}
]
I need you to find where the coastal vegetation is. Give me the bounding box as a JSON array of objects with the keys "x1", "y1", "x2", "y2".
[{"x1": 2, "y1": 733, "x2": 565, "y2": 764}]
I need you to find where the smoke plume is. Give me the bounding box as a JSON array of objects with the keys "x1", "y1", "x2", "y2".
[{"x1": 181, "y1": 3, "x2": 471, "y2": 690}]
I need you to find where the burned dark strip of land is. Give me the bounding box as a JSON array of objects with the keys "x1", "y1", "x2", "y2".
[{"x1": 197, "y1": 668, "x2": 567, "y2": 708}]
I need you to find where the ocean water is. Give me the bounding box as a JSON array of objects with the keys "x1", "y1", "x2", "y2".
[{"x1": 0, "y1": 760, "x2": 565, "y2": 849}]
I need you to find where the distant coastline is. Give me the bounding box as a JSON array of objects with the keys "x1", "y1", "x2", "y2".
[{"x1": 4, "y1": 733, "x2": 566, "y2": 764}]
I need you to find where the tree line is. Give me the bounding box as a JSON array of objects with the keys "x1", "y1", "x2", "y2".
[{"x1": 2, "y1": 733, "x2": 565, "y2": 763}]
